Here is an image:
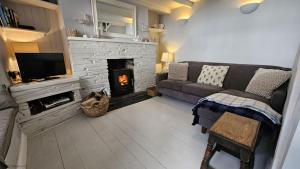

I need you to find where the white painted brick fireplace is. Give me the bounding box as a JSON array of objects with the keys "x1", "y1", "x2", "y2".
[{"x1": 68, "y1": 37, "x2": 157, "y2": 97}]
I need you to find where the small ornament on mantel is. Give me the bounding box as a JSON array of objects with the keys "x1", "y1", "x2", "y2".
[
  {"x1": 142, "y1": 38, "x2": 150, "y2": 42},
  {"x1": 138, "y1": 23, "x2": 150, "y2": 42},
  {"x1": 74, "y1": 13, "x2": 93, "y2": 38},
  {"x1": 66, "y1": 28, "x2": 80, "y2": 37}
]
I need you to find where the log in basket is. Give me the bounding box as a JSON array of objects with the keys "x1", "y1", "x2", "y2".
[{"x1": 80, "y1": 90, "x2": 109, "y2": 117}]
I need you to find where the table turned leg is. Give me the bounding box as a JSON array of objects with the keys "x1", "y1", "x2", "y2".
[
  {"x1": 201, "y1": 136, "x2": 215, "y2": 169},
  {"x1": 201, "y1": 127, "x2": 208, "y2": 134},
  {"x1": 240, "y1": 160, "x2": 249, "y2": 169},
  {"x1": 250, "y1": 153, "x2": 255, "y2": 169},
  {"x1": 240, "y1": 150, "x2": 252, "y2": 169}
]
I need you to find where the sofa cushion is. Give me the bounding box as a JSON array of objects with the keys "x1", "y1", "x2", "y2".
[
  {"x1": 182, "y1": 83, "x2": 223, "y2": 97},
  {"x1": 168, "y1": 63, "x2": 189, "y2": 81},
  {"x1": 158, "y1": 88, "x2": 200, "y2": 104},
  {"x1": 158, "y1": 80, "x2": 192, "y2": 91},
  {"x1": 221, "y1": 89, "x2": 270, "y2": 105},
  {"x1": 197, "y1": 65, "x2": 229, "y2": 87},
  {"x1": 270, "y1": 88, "x2": 287, "y2": 114},
  {"x1": 245, "y1": 68, "x2": 292, "y2": 99}
]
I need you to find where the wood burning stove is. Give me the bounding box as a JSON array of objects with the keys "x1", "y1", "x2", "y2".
[
  {"x1": 110, "y1": 69, "x2": 133, "y2": 96},
  {"x1": 107, "y1": 59, "x2": 134, "y2": 97}
]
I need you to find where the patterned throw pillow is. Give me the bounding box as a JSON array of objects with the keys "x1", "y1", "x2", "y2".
[
  {"x1": 168, "y1": 63, "x2": 189, "y2": 81},
  {"x1": 197, "y1": 65, "x2": 230, "y2": 87},
  {"x1": 246, "y1": 68, "x2": 292, "y2": 99}
]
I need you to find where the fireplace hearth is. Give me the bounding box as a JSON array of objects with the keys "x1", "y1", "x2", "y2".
[{"x1": 108, "y1": 59, "x2": 134, "y2": 97}]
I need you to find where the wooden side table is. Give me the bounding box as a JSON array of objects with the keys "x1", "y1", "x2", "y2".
[{"x1": 201, "y1": 112, "x2": 261, "y2": 169}]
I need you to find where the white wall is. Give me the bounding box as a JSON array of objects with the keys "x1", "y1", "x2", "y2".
[
  {"x1": 282, "y1": 119, "x2": 300, "y2": 169},
  {"x1": 0, "y1": 59, "x2": 9, "y2": 87},
  {"x1": 272, "y1": 46, "x2": 300, "y2": 169},
  {"x1": 282, "y1": 120, "x2": 300, "y2": 169},
  {"x1": 58, "y1": 0, "x2": 149, "y2": 38},
  {"x1": 135, "y1": 4, "x2": 149, "y2": 39},
  {"x1": 161, "y1": 0, "x2": 300, "y2": 68},
  {"x1": 59, "y1": 0, "x2": 95, "y2": 37},
  {"x1": 0, "y1": 38, "x2": 10, "y2": 86}
]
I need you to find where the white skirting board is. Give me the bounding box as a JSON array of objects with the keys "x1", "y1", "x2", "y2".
[{"x1": 5, "y1": 121, "x2": 27, "y2": 169}]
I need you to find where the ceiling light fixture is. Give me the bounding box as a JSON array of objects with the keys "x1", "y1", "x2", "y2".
[{"x1": 240, "y1": 0, "x2": 262, "y2": 14}]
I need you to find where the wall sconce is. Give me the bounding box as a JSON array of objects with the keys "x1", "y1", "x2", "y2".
[
  {"x1": 174, "y1": 6, "x2": 192, "y2": 24},
  {"x1": 177, "y1": 18, "x2": 189, "y2": 25},
  {"x1": 240, "y1": 0, "x2": 262, "y2": 14}
]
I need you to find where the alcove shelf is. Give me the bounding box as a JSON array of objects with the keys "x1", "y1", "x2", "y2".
[
  {"x1": 1, "y1": 0, "x2": 72, "y2": 75},
  {"x1": 0, "y1": 27, "x2": 46, "y2": 42},
  {"x1": 8, "y1": 0, "x2": 58, "y2": 10}
]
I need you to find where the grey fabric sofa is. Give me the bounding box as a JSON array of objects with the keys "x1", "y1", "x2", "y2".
[
  {"x1": 157, "y1": 61, "x2": 290, "y2": 133},
  {"x1": 0, "y1": 87, "x2": 18, "y2": 169}
]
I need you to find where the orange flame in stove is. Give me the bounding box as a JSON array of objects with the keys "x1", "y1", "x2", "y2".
[{"x1": 118, "y1": 75, "x2": 128, "y2": 86}]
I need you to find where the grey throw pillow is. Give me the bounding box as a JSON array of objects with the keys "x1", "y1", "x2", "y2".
[
  {"x1": 197, "y1": 65, "x2": 229, "y2": 87},
  {"x1": 168, "y1": 63, "x2": 189, "y2": 81},
  {"x1": 245, "y1": 68, "x2": 292, "y2": 99}
]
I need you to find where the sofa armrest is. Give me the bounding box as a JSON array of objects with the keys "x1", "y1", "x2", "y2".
[
  {"x1": 270, "y1": 89, "x2": 287, "y2": 114},
  {"x1": 156, "y1": 73, "x2": 168, "y2": 84},
  {"x1": 0, "y1": 89, "x2": 17, "y2": 111}
]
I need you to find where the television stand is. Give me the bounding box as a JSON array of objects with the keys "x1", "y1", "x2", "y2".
[
  {"x1": 9, "y1": 77, "x2": 82, "y2": 136},
  {"x1": 44, "y1": 76, "x2": 61, "y2": 81},
  {"x1": 21, "y1": 77, "x2": 62, "y2": 83}
]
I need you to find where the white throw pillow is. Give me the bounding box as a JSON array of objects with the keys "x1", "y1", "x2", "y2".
[
  {"x1": 168, "y1": 63, "x2": 189, "y2": 81},
  {"x1": 197, "y1": 65, "x2": 229, "y2": 87},
  {"x1": 246, "y1": 68, "x2": 291, "y2": 99}
]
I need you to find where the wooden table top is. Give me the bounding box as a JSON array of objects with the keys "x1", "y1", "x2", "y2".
[{"x1": 210, "y1": 112, "x2": 260, "y2": 151}]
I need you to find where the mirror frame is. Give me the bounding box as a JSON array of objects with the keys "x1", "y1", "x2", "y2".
[{"x1": 91, "y1": 0, "x2": 137, "y2": 38}]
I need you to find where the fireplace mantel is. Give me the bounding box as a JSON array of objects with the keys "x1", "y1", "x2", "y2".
[
  {"x1": 68, "y1": 37, "x2": 157, "y2": 45},
  {"x1": 68, "y1": 38, "x2": 157, "y2": 96}
]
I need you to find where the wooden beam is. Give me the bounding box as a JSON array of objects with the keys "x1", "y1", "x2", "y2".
[
  {"x1": 174, "y1": 0, "x2": 193, "y2": 8},
  {"x1": 122, "y1": 0, "x2": 171, "y2": 14}
]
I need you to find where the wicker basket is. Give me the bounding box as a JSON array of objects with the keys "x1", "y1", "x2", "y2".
[
  {"x1": 147, "y1": 86, "x2": 158, "y2": 97},
  {"x1": 80, "y1": 90, "x2": 109, "y2": 117}
]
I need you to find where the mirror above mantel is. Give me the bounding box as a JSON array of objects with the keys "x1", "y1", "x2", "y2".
[{"x1": 91, "y1": 0, "x2": 137, "y2": 39}]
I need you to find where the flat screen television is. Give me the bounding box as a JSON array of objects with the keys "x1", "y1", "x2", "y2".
[{"x1": 15, "y1": 53, "x2": 66, "y2": 83}]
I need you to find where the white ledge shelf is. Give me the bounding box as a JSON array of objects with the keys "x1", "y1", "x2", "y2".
[
  {"x1": 149, "y1": 28, "x2": 165, "y2": 33},
  {"x1": 67, "y1": 37, "x2": 157, "y2": 45},
  {"x1": 10, "y1": 76, "x2": 79, "y2": 92}
]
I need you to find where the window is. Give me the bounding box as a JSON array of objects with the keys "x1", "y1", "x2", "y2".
[{"x1": 91, "y1": 0, "x2": 137, "y2": 38}]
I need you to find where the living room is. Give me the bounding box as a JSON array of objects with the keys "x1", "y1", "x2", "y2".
[{"x1": 0, "y1": 0, "x2": 299, "y2": 169}]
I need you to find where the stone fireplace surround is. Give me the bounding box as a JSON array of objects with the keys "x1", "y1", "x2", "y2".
[{"x1": 68, "y1": 37, "x2": 157, "y2": 97}]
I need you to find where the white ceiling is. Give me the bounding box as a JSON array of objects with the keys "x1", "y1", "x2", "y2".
[
  {"x1": 124, "y1": 0, "x2": 199, "y2": 14},
  {"x1": 147, "y1": 0, "x2": 186, "y2": 9}
]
